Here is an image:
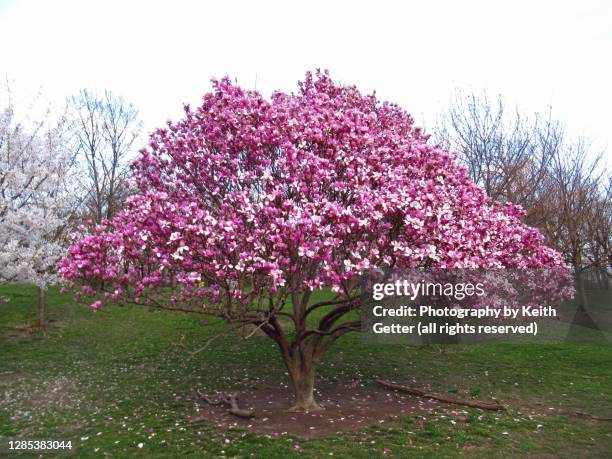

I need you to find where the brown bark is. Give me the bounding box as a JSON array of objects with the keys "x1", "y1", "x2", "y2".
[
  {"x1": 571, "y1": 410, "x2": 612, "y2": 421},
  {"x1": 236, "y1": 294, "x2": 359, "y2": 412},
  {"x1": 286, "y1": 357, "x2": 322, "y2": 412},
  {"x1": 376, "y1": 380, "x2": 506, "y2": 411},
  {"x1": 575, "y1": 266, "x2": 590, "y2": 311},
  {"x1": 38, "y1": 286, "x2": 46, "y2": 328},
  {"x1": 197, "y1": 390, "x2": 254, "y2": 419}
]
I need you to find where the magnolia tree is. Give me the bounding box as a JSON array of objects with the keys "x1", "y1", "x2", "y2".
[
  {"x1": 0, "y1": 86, "x2": 72, "y2": 325},
  {"x1": 60, "y1": 72, "x2": 569, "y2": 411}
]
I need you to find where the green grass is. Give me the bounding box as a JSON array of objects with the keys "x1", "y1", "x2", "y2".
[{"x1": 0, "y1": 284, "x2": 611, "y2": 458}]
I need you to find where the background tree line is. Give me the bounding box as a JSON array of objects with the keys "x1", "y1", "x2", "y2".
[
  {"x1": 0, "y1": 81, "x2": 140, "y2": 324},
  {"x1": 0, "y1": 81, "x2": 609, "y2": 326},
  {"x1": 434, "y1": 90, "x2": 611, "y2": 305}
]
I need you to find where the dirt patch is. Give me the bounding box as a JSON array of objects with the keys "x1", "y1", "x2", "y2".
[{"x1": 189, "y1": 381, "x2": 442, "y2": 438}]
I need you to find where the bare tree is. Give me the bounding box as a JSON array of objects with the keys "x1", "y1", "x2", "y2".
[
  {"x1": 526, "y1": 139, "x2": 607, "y2": 307},
  {"x1": 434, "y1": 90, "x2": 562, "y2": 226},
  {"x1": 70, "y1": 90, "x2": 141, "y2": 223},
  {"x1": 585, "y1": 176, "x2": 611, "y2": 289},
  {"x1": 435, "y1": 89, "x2": 611, "y2": 305}
]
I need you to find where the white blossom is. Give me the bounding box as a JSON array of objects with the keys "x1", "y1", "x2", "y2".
[{"x1": 0, "y1": 89, "x2": 72, "y2": 288}]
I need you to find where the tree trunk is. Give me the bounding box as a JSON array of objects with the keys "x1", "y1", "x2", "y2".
[
  {"x1": 281, "y1": 346, "x2": 322, "y2": 412},
  {"x1": 288, "y1": 364, "x2": 321, "y2": 411},
  {"x1": 601, "y1": 268, "x2": 610, "y2": 290},
  {"x1": 575, "y1": 268, "x2": 589, "y2": 311},
  {"x1": 38, "y1": 286, "x2": 46, "y2": 327}
]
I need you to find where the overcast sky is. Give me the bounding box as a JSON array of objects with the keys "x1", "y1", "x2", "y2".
[{"x1": 1, "y1": 0, "x2": 610, "y2": 157}]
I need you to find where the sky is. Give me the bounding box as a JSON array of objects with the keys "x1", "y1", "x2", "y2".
[{"x1": 0, "y1": 0, "x2": 611, "y2": 158}]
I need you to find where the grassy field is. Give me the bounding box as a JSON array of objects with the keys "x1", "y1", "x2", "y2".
[{"x1": 0, "y1": 284, "x2": 611, "y2": 458}]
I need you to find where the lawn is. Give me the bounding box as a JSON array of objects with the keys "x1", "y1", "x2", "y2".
[{"x1": 0, "y1": 284, "x2": 611, "y2": 458}]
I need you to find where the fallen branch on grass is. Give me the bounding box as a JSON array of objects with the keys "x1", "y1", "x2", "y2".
[
  {"x1": 196, "y1": 389, "x2": 254, "y2": 418},
  {"x1": 375, "y1": 379, "x2": 506, "y2": 411},
  {"x1": 571, "y1": 410, "x2": 612, "y2": 421}
]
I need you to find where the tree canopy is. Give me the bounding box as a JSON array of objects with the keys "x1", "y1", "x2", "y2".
[{"x1": 59, "y1": 71, "x2": 569, "y2": 410}]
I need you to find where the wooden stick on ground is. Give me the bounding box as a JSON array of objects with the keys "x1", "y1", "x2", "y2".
[
  {"x1": 375, "y1": 379, "x2": 506, "y2": 411},
  {"x1": 196, "y1": 390, "x2": 254, "y2": 418},
  {"x1": 572, "y1": 410, "x2": 612, "y2": 421}
]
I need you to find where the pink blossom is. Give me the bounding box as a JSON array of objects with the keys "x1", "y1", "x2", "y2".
[{"x1": 59, "y1": 70, "x2": 570, "y2": 313}]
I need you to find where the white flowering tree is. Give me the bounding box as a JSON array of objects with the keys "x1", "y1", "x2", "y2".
[{"x1": 0, "y1": 83, "x2": 73, "y2": 326}]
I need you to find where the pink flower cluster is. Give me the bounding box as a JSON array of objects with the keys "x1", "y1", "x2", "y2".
[{"x1": 59, "y1": 71, "x2": 570, "y2": 309}]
